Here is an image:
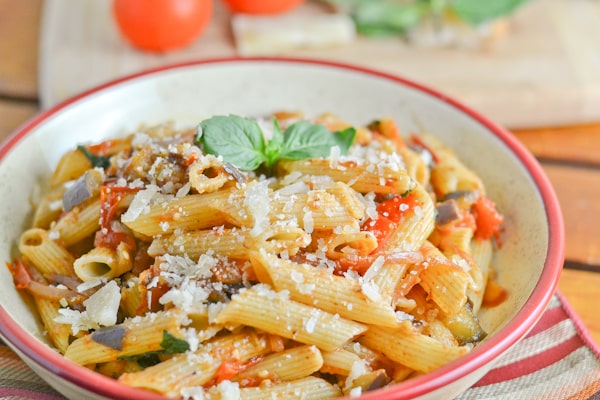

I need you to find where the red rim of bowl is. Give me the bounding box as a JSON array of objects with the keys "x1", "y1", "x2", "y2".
[{"x1": 0, "y1": 57, "x2": 565, "y2": 400}]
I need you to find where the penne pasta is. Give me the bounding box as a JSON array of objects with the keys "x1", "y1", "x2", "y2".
[
  {"x1": 237, "y1": 344, "x2": 323, "y2": 383},
  {"x1": 278, "y1": 158, "x2": 415, "y2": 195},
  {"x1": 6, "y1": 113, "x2": 505, "y2": 399},
  {"x1": 360, "y1": 322, "x2": 470, "y2": 373},
  {"x1": 238, "y1": 376, "x2": 342, "y2": 399},
  {"x1": 251, "y1": 250, "x2": 401, "y2": 328},
  {"x1": 215, "y1": 284, "x2": 367, "y2": 351},
  {"x1": 18, "y1": 228, "x2": 75, "y2": 277}
]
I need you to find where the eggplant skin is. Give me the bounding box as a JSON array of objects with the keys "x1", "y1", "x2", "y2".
[{"x1": 441, "y1": 303, "x2": 487, "y2": 345}]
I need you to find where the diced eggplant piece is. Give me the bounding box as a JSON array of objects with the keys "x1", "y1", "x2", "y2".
[
  {"x1": 435, "y1": 199, "x2": 461, "y2": 226},
  {"x1": 440, "y1": 303, "x2": 487, "y2": 345},
  {"x1": 223, "y1": 162, "x2": 247, "y2": 185},
  {"x1": 345, "y1": 369, "x2": 390, "y2": 395},
  {"x1": 62, "y1": 169, "x2": 104, "y2": 211}
]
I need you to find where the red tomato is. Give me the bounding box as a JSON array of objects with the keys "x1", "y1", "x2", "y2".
[
  {"x1": 113, "y1": 0, "x2": 212, "y2": 52},
  {"x1": 222, "y1": 0, "x2": 304, "y2": 15}
]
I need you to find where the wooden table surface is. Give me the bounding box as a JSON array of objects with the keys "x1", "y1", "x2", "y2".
[{"x1": 1, "y1": 0, "x2": 599, "y2": 350}]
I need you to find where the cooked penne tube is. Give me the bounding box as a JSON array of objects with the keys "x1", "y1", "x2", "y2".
[
  {"x1": 238, "y1": 376, "x2": 342, "y2": 399},
  {"x1": 7, "y1": 113, "x2": 506, "y2": 399},
  {"x1": 360, "y1": 323, "x2": 470, "y2": 373},
  {"x1": 419, "y1": 133, "x2": 485, "y2": 198},
  {"x1": 119, "y1": 331, "x2": 270, "y2": 396},
  {"x1": 320, "y1": 348, "x2": 362, "y2": 375},
  {"x1": 36, "y1": 298, "x2": 71, "y2": 353},
  {"x1": 468, "y1": 239, "x2": 493, "y2": 313},
  {"x1": 74, "y1": 242, "x2": 133, "y2": 281},
  {"x1": 278, "y1": 158, "x2": 415, "y2": 195},
  {"x1": 121, "y1": 187, "x2": 248, "y2": 236},
  {"x1": 215, "y1": 284, "x2": 367, "y2": 351},
  {"x1": 148, "y1": 225, "x2": 310, "y2": 259},
  {"x1": 188, "y1": 154, "x2": 231, "y2": 194},
  {"x1": 382, "y1": 183, "x2": 435, "y2": 253},
  {"x1": 271, "y1": 189, "x2": 361, "y2": 231},
  {"x1": 32, "y1": 184, "x2": 67, "y2": 229},
  {"x1": 237, "y1": 345, "x2": 323, "y2": 383},
  {"x1": 64, "y1": 310, "x2": 186, "y2": 365},
  {"x1": 50, "y1": 198, "x2": 101, "y2": 247},
  {"x1": 49, "y1": 148, "x2": 93, "y2": 188},
  {"x1": 251, "y1": 251, "x2": 400, "y2": 328},
  {"x1": 18, "y1": 228, "x2": 74, "y2": 277}
]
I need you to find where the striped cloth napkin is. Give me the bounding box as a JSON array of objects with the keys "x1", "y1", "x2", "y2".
[{"x1": 1, "y1": 292, "x2": 598, "y2": 400}]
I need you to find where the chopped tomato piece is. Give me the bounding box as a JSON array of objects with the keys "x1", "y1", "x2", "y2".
[
  {"x1": 86, "y1": 138, "x2": 130, "y2": 156},
  {"x1": 96, "y1": 186, "x2": 139, "y2": 250},
  {"x1": 136, "y1": 264, "x2": 170, "y2": 315},
  {"x1": 370, "y1": 118, "x2": 405, "y2": 151},
  {"x1": 394, "y1": 264, "x2": 424, "y2": 298},
  {"x1": 410, "y1": 134, "x2": 440, "y2": 163},
  {"x1": 6, "y1": 259, "x2": 32, "y2": 290},
  {"x1": 338, "y1": 192, "x2": 417, "y2": 274},
  {"x1": 214, "y1": 361, "x2": 245, "y2": 384},
  {"x1": 482, "y1": 279, "x2": 509, "y2": 307},
  {"x1": 472, "y1": 195, "x2": 504, "y2": 243}
]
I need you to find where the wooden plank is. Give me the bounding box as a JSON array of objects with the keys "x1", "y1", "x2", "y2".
[
  {"x1": 0, "y1": 0, "x2": 41, "y2": 99},
  {"x1": 558, "y1": 269, "x2": 600, "y2": 345},
  {"x1": 512, "y1": 123, "x2": 600, "y2": 166},
  {"x1": 0, "y1": 100, "x2": 38, "y2": 141},
  {"x1": 541, "y1": 164, "x2": 600, "y2": 268}
]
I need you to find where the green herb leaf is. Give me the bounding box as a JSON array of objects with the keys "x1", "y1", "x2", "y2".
[
  {"x1": 278, "y1": 121, "x2": 340, "y2": 161},
  {"x1": 264, "y1": 119, "x2": 285, "y2": 167},
  {"x1": 197, "y1": 115, "x2": 267, "y2": 171},
  {"x1": 77, "y1": 145, "x2": 111, "y2": 169},
  {"x1": 160, "y1": 330, "x2": 189, "y2": 354},
  {"x1": 117, "y1": 331, "x2": 188, "y2": 370},
  {"x1": 352, "y1": 1, "x2": 426, "y2": 36},
  {"x1": 449, "y1": 0, "x2": 531, "y2": 25},
  {"x1": 196, "y1": 115, "x2": 357, "y2": 171},
  {"x1": 332, "y1": 127, "x2": 357, "y2": 155},
  {"x1": 320, "y1": 0, "x2": 532, "y2": 34},
  {"x1": 118, "y1": 352, "x2": 162, "y2": 369}
]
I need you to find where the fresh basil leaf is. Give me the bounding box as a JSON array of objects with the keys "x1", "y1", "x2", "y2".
[
  {"x1": 264, "y1": 119, "x2": 285, "y2": 167},
  {"x1": 197, "y1": 115, "x2": 357, "y2": 171},
  {"x1": 160, "y1": 330, "x2": 189, "y2": 354},
  {"x1": 118, "y1": 352, "x2": 161, "y2": 369},
  {"x1": 353, "y1": 1, "x2": 426, "y2": 36},
  {"x1": 450, "y1": 0, "x2": 530, "y2": 25},
  {"x1": 277, "y1": 121, "x2": 336, "y2": 160},
  {"x1": 117, "y1": 330, "x2": 188, "y2": 370},
  {"x1": 135, "y1": 352, "x2": 162, "y2": 369},
  {"x1": 197, "y1": 115, "x2": 267, "y2": 171},
  {"x1": 77, "y1": 145, "x2": 111, "y2": 169},
  {"x1": 332, "y1": 127, "x2": 357, "y2": 155}
]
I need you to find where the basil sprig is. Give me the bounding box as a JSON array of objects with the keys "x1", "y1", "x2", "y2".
[
  {"x1": 321, "y1": 0, "x2": 532, "y2": 36},
  {"x1": 196, "y1": 115, "x2": 356, "y2": 171},
  {"x1": 117, "y1": 330, "x2": 190, "y2": 369}
]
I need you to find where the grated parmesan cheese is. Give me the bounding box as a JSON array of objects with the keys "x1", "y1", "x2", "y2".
[
  {"x1": 121, "y1": 184, "x2": 161, "y2": 223},
  {"x1": 302, "y1": 208, "x2": 314, "y2": 234},
  {"x1": 361, "y1": 281, "x2": 382, "y2": 303},
  {"x1": 244, "y1": 180, "x2": 271, "y2": 237},
  {"x1": 55, "y1": 281, "x2": 121, "y2": 334}
]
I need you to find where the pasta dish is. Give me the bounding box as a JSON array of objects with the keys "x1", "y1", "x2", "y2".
[{"x1": 7, "y1": 112, "x2": 505, "y2": 399}]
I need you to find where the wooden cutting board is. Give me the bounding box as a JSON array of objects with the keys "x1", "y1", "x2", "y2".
[{"x1": 40, "y1": 0, "x2": 600, "y2": 128}]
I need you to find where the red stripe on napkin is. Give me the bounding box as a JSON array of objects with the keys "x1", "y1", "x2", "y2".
[{"x1": 473, "y1": 334, "x2": 583, "y2": 387}]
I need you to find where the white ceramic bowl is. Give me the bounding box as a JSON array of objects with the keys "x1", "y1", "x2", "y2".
[{"x1": 0, "y1": 58, "x2": 564, "y2": 400}]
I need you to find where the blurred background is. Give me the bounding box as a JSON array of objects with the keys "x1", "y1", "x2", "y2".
[{"x1": 2, "y1": 0, "x2": 600, "y2": 129}]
